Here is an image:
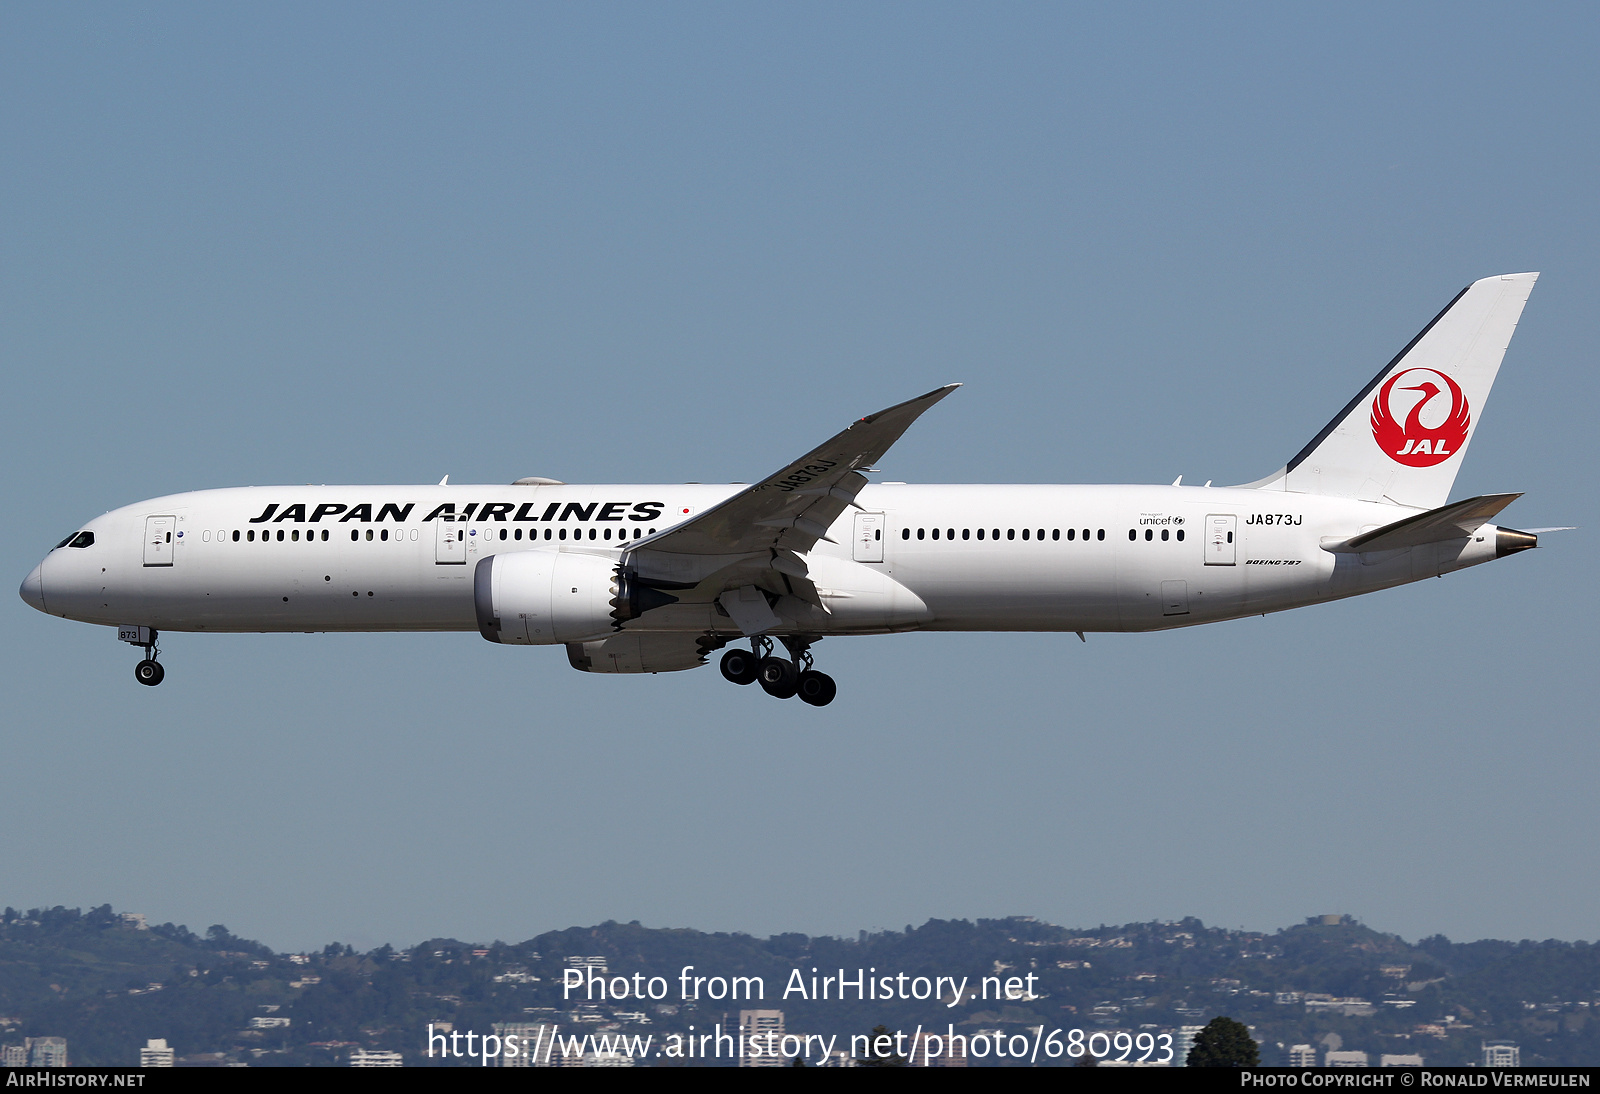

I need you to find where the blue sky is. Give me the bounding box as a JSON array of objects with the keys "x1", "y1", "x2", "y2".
[{"x1": 3, "y1": 3, "x2": 1596, "y2": 951}]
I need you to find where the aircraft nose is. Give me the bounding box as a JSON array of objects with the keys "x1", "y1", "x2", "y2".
[{"x1": 19, "y1": 563, "x2": 46, "y2": 613}]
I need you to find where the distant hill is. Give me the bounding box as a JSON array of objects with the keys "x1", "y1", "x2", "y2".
[{"x1": 1, "y1": 905, "x2": 1596, "y2": 1066}]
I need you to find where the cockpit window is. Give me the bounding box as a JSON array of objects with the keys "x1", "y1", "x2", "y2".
[
  {"x1": 68, "y1": 531, "x2": 95, "y2": 549},
  {"x1": 55, "y1": 533, "x2": 77, "y2": 549}
]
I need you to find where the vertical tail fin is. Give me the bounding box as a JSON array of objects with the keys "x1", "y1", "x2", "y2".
[{"x1": 1246, "y1": 273, "x2": 1538, "y2": 509}]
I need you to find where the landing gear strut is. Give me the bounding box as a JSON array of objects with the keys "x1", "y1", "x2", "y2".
[
  {"x1": 119, "y1": 626, "x2": 164, "y2": 686},
  {"x1": 722, "y1": 635, "x2": 835, "y2": 706}
]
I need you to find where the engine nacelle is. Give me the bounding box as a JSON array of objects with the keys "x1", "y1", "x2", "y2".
[
  {"x1": 474, "y1": 551, "x2": 615, "y2": 645},
  {"x1": 475, "y1": 551, "x2": 683, "y2": 644}
]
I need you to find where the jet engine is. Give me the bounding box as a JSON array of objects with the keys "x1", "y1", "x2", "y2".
[{"x1": 474, "y1": 551, "x2": 678, "y2": 644}]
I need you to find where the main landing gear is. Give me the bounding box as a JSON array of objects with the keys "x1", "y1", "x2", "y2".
[
  {"x1": 719, "y1": 636, "x2": 836, "y2": 707},
  {"x1": 119, "y1": 626, "x2": 165, "y2": 686}
]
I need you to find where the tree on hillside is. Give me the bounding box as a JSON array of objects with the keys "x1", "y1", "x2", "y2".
[
  {"x1": 1187, "y1": 1017, "x2": 1259, "y2": 1067},
  {"x1": 855, "y1": 1025, "x2": 907, "y2": 1067}
]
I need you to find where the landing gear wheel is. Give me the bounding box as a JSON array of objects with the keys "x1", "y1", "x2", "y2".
[
  {"x1": 720, "y1": 648, "x2": 759, "y2": 685},
  {"x1": 796, "y1": 670, "x2": 836, "y2": 707},
  {"x1": 134, "y1": 659, "x2": 164, "y2": 687},
  {"x1": 757, "y1": 656, "x2": 798, "y2": 699}
]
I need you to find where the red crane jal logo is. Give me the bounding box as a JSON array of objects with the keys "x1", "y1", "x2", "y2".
[{"x1": 1369, "y1": 367, "x2": 1470, "y2": 467}]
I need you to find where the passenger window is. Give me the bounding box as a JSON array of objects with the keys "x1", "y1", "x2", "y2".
[
  {"x1": 380, "y1": 529, "x2": 388, "y2": 541},
  {"x1": 232, "y1": 530, "x2": 240, "y2": 542},
  {"x1": 1176, "y1": 529, "x2": 1184, "y2": 541},
  {"x1": 992, "y1": 529, "x2": 1000, "y2": 540},
  {"x1": 500, "y1": 529, "x2": 507, "y2": 541},
  {"x1": 276, "y1": 530, "x2": 284, "y2": 542},
  {"x1": 1007, "y1": 529, "x2": 1015, "y2": 541},
  {"x1": 1052, "y1": 529, "x2": 1059, "y2": 541},
  {"x1": 962, "y1": 529, "x2": 969, "y2": 540},
  {"x1": 366, "y1": 529, "x2": 374, "y2": 541},
  {"x1": 247, "y1": 530, "x2": 255, "y2": 542},
  {"x1": 559, "y1": 529, "x2": 567, "y2": 541},
  {"x1": 1068, "y1": 528, "x2": 1076, "y2": 540},
  {"x1": 1097, "y1": 529, "x2": 1104, "y2": 540},
  {"x1": 1129, "y1": 529, "x2": 1136, "y2": 541},
  {"x1": 917, "y1": 528, "x2": 925, "y2": 540},
  {"x1": 947, "y1": 528, "x2": 954, "y2": 540},
  {"x1": 976, "y1": 528, "x2": 984, "y2": 540},
  {"x1": 1021, "y1": 528, "x2": 1029, "y2": 540},
  {"x1": 1038, "y1": 529, "x2": 1045, "y2": 540},
  {"x1": 589, "y1": 528, "x2": 597, "y2": 540},
  {"x1": 932, "y1": 528, "x2": 939, "y2": 540},
  {"x1": 292, "y1": 530, "x2": 300, "y2": 542},
  {"x1": 545, "y1": 529, "x2": 553, "y2": 540},
  {"x1": 902, "y1": 528, "x2": 910, "y2": 540},
  {"x1": 1161, "y1": 529, "x2": 1169, "y2": 541},
  {"x1": 1145, "y1": 529, "x2": 1153, "y2": 541},
  {"x1": 351, "y1": 530, "x2": 359, "y2": 541}
]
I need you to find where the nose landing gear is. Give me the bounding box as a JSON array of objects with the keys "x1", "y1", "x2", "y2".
[
  {"x1": 118, "y1": 625, "x2": 164, "y2": 686},
  {"x1": 720, "y1": 636, "x2": 835, "y2": 706}
]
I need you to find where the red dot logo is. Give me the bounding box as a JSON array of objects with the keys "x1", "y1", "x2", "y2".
[{"x1": 1370, "y1": 368, "x2": 1470, "y2": 468}]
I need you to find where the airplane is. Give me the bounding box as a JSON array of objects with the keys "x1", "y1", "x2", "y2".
[{"x1": 21, "y1": 273, "x2": 1553, "y2": 707}]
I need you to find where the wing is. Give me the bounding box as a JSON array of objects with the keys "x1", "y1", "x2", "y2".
[{"x1": 622, "y1": 385, "x2": 959, "y2": 587}]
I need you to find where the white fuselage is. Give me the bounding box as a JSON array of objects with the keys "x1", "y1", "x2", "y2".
[{"x1": 25, "y1": 481, "x2": 1505, "y2": 638}]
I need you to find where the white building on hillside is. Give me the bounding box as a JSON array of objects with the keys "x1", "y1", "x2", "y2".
[
  {"x1": 739, "y1": 1010, "x2": 785, "y2": 1068},
  {"x1": 1175, "y1": 1025, "x2": 1203, "y2": 1065},
  {"x1": 1482, "y1": 1041, "x2": 1520, "y2": 1067},
  {"x1": 27, "y1": 1038, "x2": 68, "y2": 1067},
  {"x1": 140, "y1": 1039, "x2": 175, "y2": 1067}
]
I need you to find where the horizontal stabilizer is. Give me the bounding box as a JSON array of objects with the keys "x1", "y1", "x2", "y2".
[{"x1": 1325, "y1": 493, "x2": 1522, "y2": 554}]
